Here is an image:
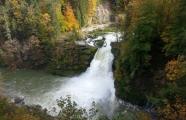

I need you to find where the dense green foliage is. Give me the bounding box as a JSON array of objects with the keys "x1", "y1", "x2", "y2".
[
  {"x1": 0, "y1": 0, "x2": 123, "y2": 71},
  {"x1": 162, "y1": 0, "x2": 186, "y2": 56},
  {"x1": 69, "y1": 0, "x2": 89, "y2": 26},
  {"x1": 110, "y1": 0, "x2": 129, "y2": 12},
  {"x1": 0, "y1": 0, "x2": 53, "y2": 41},
  {"x1": 0, "y1": 0, "x2": 98, "y2": 74},
  {"x1": 114, "y1": 0, "x2": 186, "y2": 119},
  {"x1": 0, "y1": 97, "x2": 54, "y2": 120}
]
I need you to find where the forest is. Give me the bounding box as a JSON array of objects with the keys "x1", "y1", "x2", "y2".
[
  {"x1": 0, "y1": 0, "x2": 186, "y2": 120},
  {"x1": 114, "y1": 0, "x2": 186, "y2": 119}
]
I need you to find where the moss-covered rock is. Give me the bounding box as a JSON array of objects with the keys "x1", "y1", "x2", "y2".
[
  {"x1": 48, "y1": 40, "x2": 96, "y2": 76},
  {"x1": 112, "y1": 42, "x2": 149, "y2": 106}
]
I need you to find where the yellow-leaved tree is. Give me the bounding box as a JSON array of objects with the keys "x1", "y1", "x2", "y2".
[
  {"x1": 158, "y1": 97, "x2": 186, "y2": 120},
  {"x1": 54, "y1": 3, "x2": 67, "y2": 32},
  {"x1": 87, "y1": 0, "x2": 97, "y2": 25},
  {"x1": 64, "y1": 3, "x2": 79, "y2": 31},
  {"x1": 165, "y1": 56, "x2": 186, "y2": 81},
  {"x1": 53, "y1": 1, "x2": 79, "y2": 32}
]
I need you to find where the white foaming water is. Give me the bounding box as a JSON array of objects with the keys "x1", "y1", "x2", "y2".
[{"x1": 33, "y1": 33, "x2": 121, "y2": 115}]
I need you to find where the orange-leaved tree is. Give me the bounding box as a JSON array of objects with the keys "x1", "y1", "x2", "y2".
[{"x1": 63, "y1": 3, "x2": 79, "y2": 31}]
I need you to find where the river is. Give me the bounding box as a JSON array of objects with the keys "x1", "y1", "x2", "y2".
[{"x1": 1, "y1": 32, "x2": 149, "y2": 119}]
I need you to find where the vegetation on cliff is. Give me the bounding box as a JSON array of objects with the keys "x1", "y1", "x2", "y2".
[
  {"x1": 48, "y1": 41, "x2": 96, "y2": 76},
  {"x1": 114, "y1": 0, "x2": 186, "y2": 119},
  {"x1": 0, "y1": 0, "x2": 127, "y2": 76},
  {"x1": 0, "y1": 0, "x2": 100, "y2": 74},
  {"x1": 0, "y1": 0, "x2": 186, "y2": 119}
]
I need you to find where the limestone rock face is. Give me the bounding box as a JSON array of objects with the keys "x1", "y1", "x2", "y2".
[{"x1": 89, "y1": 2, "x2": 112, "y2": 25}]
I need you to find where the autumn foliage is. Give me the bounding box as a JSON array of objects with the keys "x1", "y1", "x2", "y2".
[
  {"x1": 87, "y1": 0, "x2": 97, "y2": 24},
  {"x1": 165, "y1": 56, "x2": 186, "y2": 81},
  {"x1": 63, "y1": 3, "x2": 79, "y2": 31},
  {"x1": 157, "y1": 97, "x2": 186, "y2": 120},
  {"x1": 114, "y1": 1, "x2": 186, "y2": 119}
]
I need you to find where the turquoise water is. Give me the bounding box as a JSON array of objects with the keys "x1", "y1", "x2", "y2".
[
  {"x1": 0, "y1": 68, "x2": 69, "y2": 108},
  {"x1": 0, "y1": 32, "x2": 152, "y2": 119}
]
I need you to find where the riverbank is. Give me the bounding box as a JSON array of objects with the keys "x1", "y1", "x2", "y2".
[{"x1": 0, "y1": 33, "x2": 153, "y2": 120}]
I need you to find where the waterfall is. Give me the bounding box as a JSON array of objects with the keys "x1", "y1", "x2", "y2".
[{"x1": 47, "y1": 33, "x2": 119, "y2": 114}]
